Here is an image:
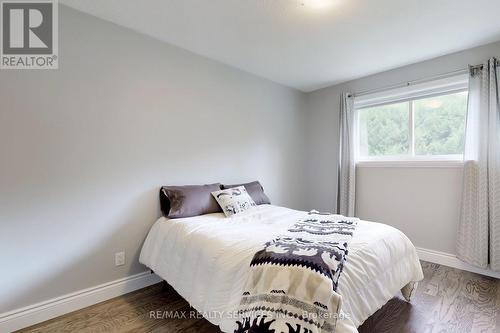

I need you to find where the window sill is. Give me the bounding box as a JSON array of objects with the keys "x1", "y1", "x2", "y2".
[{"x1": 356, "y1": 160, "x2": 464, "y2": 168}]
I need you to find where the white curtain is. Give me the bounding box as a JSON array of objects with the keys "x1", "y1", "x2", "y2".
[
  {"x1": 457, "y1": 58, "x2": 500, "y2": 270},
  {"x1": 337, "y1": 93, "x2": 356, "y2": 217}
]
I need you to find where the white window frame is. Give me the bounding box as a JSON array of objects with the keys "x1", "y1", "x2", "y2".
[{"x1": 353, "y1": 74, "x2": 468, "y2": 166}]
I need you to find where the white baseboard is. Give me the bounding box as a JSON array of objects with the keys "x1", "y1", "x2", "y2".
[
  {"x1": 416, "y1": 247, "x2": 500, "y2": 279},
  {"x1": 0, "y1": 271, "x2": 162, "y2": 333}
]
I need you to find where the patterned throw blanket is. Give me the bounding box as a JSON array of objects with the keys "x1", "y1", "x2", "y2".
[{"x1": 234, "y1": 211, "x2": 358, "y2": 333}]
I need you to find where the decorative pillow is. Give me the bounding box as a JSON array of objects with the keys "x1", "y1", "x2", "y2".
[
  {"x1": 221, "y1": 181, "x2": 271, "y2": 205},
  {"x1": 160, "y1": 183, "x2": 222, "y2": 218},
  {"x1": 211, "y1": 186, "x2": 257, "y2": 217}
]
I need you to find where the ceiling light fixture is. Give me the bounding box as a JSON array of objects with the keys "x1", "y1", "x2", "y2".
[{"x1": 300, "y1": 0, "x2": 336, "y2": 9}]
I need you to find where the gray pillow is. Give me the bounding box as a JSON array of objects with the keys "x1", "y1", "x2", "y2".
[
  {"x1": 221, "y1": 181, "x2": 271, "y2": 205},
  {"x1": 160, "y1": 183, "x2": 222, "y2": 218}
]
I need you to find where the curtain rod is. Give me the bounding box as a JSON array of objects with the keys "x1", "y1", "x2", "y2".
[{"x1": 348, "y1": 60, "x2": 497, "y2": 99}]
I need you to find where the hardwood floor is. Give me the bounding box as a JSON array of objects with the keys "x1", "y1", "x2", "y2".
[
  {"x1": 358, "y1": 261, "x2": 500, "y2": 333},
  {"x1": 17, "y1": 261, "x2": 500, "y2": 333}
]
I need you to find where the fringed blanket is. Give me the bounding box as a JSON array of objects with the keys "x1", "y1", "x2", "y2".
[{"x1": 234, "y1": 211, "x2": 359, "y2": 333}]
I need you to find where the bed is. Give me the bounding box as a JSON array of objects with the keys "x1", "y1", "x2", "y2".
[{"x1": 139, "y1": 204, "x2": 423, "y2": 333}]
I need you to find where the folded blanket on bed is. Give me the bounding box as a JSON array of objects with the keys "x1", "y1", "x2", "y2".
[{"x1": 234, "y1": 211, "x2": 359, "y2": 333}]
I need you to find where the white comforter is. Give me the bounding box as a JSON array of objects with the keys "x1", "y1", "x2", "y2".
[{"x1": 139, "y1": 205, "x2": 423, "y2": 332}]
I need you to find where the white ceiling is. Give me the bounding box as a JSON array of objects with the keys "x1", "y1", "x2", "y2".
[{"x1": 61, "y1": 0, "x2": 500, "y2": 92}]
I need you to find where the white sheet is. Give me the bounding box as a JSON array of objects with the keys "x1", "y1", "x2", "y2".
[{"x1": 139, "y1": 205, "x2": 423, "y2": 332}]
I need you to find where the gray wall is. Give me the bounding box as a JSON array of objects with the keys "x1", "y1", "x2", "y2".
[
  {"x1": 305, "y1": 40, "x2": 500, "y2": 254},
  {"x1": 0, "y1": 6, "x2": 307, "y2": 313}
]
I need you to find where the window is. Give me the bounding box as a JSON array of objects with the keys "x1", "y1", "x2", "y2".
[{"x1": 355, "y1": 75, "x2": 468, "y2": 162}]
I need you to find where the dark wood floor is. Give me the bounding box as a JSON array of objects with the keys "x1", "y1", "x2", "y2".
[{"x1": 17, "y1": 261, "x2": 500, "y2": 333}]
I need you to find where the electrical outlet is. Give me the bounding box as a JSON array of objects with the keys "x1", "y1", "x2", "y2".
[{"x1": 115, "y1": 251, "x2": 125, "y2": 266}]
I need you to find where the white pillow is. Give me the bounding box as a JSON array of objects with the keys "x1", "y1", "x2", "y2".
[{"x1": 211, "y1": 186, "x2": 256, "y2": 217}]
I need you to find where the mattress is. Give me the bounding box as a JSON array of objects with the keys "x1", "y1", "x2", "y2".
[{"x1": 139, "y1": 204, "x2": 423, "y2": 332}]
